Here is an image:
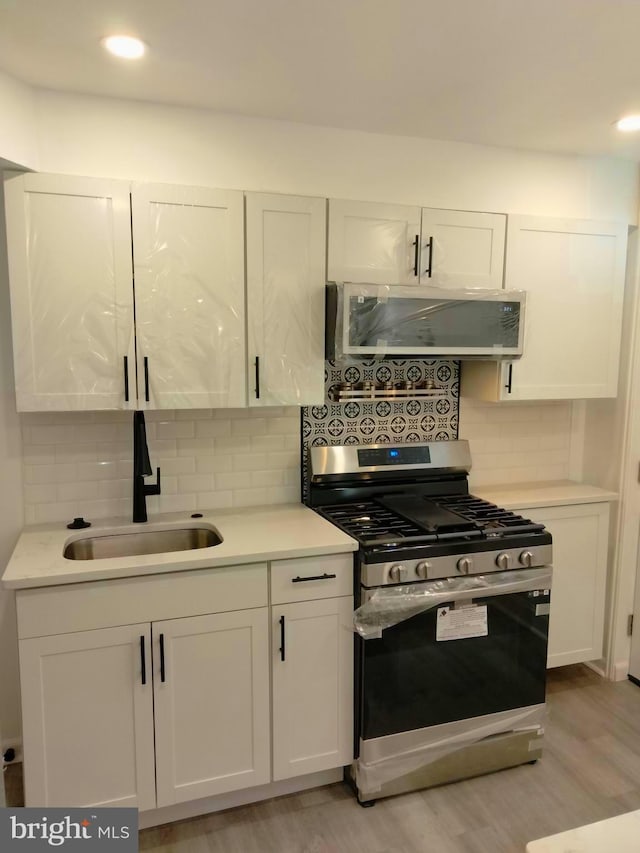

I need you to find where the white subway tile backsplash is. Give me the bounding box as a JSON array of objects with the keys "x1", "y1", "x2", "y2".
[
  {"x1": 156, "y1": 420, "x2": 195, "y2": 440},
  {"x1": 461, "y1": 398, "x2": 573, "y2": 488},
  {"x1": 22, "y1": 408, "x2": 302, "y2": 524},
  {"x1": 233, "y1": 488, "x2": 268, "y2": 507},
  {"x1": 177, "y1": 474, "x2": 215, "y2": 493}
]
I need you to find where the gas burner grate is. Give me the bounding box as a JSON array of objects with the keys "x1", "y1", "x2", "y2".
[
  {"x1": 318, "y1": 501, "x2": 426, "y2": 541},
  {"x1": 434, "y1": 495, "x2": 546, "y2": 536}
]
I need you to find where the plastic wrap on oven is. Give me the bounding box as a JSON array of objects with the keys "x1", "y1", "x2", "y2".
[
  {"x1": 355, "y1": 703, "x2": 546, "y2": 794},
  {"x1": 354, "y1": 568, "x2": 552, "y2": 639},
  {"x1": 326, "y1": 282, "x2": 525, "y2": 360}
]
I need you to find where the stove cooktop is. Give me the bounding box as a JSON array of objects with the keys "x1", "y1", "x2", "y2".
[{"x1": 317, "y1": 494, "x2": 546, "y2": 548}]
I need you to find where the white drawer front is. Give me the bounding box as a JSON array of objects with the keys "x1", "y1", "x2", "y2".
[{"x1": 271, "y1": 554, "x2": 353, "y2": 604}]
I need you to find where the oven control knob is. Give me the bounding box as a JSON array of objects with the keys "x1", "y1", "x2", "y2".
[
  {"x1": 415, "y1": 561, "x2": 431, "y2": 579},
  {"x1": 457, "y1": 557, "x2": 472, "y2": 575},
  {"x1": 496, "y1": 552, "x2": 511, "y2": 570},
  {"x1": 519, "y1": 550, "x2": 534, "y2": 567},
  {"x1": 389, "y1": 564, "x2": 407, "y2": 582}
]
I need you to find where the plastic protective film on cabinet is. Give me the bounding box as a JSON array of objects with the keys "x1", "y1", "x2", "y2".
[{"x1": 325, "y1": 283, "x2": 526, "y2": 360}]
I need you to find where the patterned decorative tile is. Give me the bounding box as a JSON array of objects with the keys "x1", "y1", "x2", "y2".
[{"x1": 301, "y1": 358, "x2": 460, "y2": 501}]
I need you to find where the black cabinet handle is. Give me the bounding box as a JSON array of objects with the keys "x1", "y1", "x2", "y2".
[
  {"x1": 505, "y1": 363, "x2": 513, "y2": 394},
  {"x1": 424, "y1": 236, "x2": 433, "y2": 278},
  {"x1": 291, "y1": 573, "x2": 337, "y2": 583},
  {"x1": 144, "y1": 357, "x2": 150, "y2": 402},
  {"x1": 159, "y1": 633, "x2": 166, "y2": 682},
  {"x1": 124, "y1": 356, "x2": 129, "y2": 402},
  {"x1": 140, "y1": 635, "x2": 146, "y2": 685},
  {"x1": 255, "y1": 356, "x2": 260, "y2": 400},
  {"x1": 279, "y1": 615, "x2": 285, "y2": 662},
  {"x1": 412, "y1": 235, "x2": 420, "y2": 277}
]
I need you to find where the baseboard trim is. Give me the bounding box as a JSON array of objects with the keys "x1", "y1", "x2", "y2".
[{"x1": 139, "y1": 767, "x2": 343, "y2": 829}]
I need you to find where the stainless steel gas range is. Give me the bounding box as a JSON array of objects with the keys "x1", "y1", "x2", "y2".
[{"x1": 308, "y1": 440, "x2": 552, "y2": 805}]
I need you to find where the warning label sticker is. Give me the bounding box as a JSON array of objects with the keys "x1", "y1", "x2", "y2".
[{"x1": 436, "y1": 605, "x2": 488, "y2": 642}]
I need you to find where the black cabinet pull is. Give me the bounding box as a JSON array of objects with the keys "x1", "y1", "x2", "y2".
[
  {"x1": 159, "y1": 633, "x2": 166, "y2": 682},
  {"x1": 140, "y1": 635, "x2": 146, "y2": 685},
  {"x1": 255, "y1": 356, "x2": 260, "y2": 399},
  {"x1": 505, "y1": 363, "x2": 513, "y2": 395},
  {"x1": 124, "y1": 356, "x2": 129, "y2": 402},
  {"x1": 291, "y1": 573, "x2": 337, "y2": 583},
  {"x1": 412, "y1": 235, "x2": 420, "y2": 277},
  {"x1": 144, "y1": 357, "x2": 150, "y2": 402},
  {"x1": 279, "y1": 615, "x2": 285, "y2": 662},
  {"x1": 424, "y1": 236, "x2": 433, "y2": 278}
]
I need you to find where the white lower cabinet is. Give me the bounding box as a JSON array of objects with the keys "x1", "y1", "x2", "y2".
[
  {"x1": 516, "y1": 502, "x2": 610, "y2": 668},
  {"x1": 272, "y1": 596, "x2": 354, "y2": 781},
  {"x1": 17, "y1": 555, "x2": 354, "y2": 811},
  {"x1": 153, "y1": 609, "x2": 270, "y2": 806},
  {"x1": 19, "y1": 623, "x2": 157, "y2": 809}
]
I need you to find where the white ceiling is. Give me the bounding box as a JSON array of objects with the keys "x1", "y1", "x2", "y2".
[{"x1": 3, "y1": 0, "x2": 640, "y2": 159}]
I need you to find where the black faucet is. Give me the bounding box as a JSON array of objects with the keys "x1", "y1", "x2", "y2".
[{"x1": 133, "y1": 411, "x2": 161, "y2": 523}]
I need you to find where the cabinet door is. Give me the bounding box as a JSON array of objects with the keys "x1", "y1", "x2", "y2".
[
  {"x1": 504, "y1": 216, "x2": 627, "y2": 400},
  {"x1": 131, "y1": 184, "x2": 246, "y2": 408},
  {"x1": 246, "y1": 193, "x2": 326, "y2": 406},
  {"x1": 19, "y1": 624, "x2": 156, "y2": 809},
  {"x1": 272, "y1": 596, "x2": 354, "y2": 781},
  {"x1": 153, "y1": 608, "x2": 270, "y2": 806},
  {"x1": 4, "y1": 172, "x2": 135, "y2": 411},
  {"x1": 419, "y1": 208, "x2": 506, "y2": 289},
  {"x1": 518, "y1": 503, "x2": 609, "y2": 668},
  {"x1": 328, "y1": 199, "x2": 421, "y2": 285}
]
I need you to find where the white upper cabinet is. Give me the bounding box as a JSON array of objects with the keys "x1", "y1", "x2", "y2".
[
  {"x1": 419, "y1": 208, "x2": 506, "y2": 289},
  {"x1": 4, "y1": 172, "x2": 135, "y2": 411},
  {"x1": 461, "y1": 216, "x2": 628, "y2": 401},
  {"x1": 328, "y1": 199, "x2": 421, "y2": 284},
  {"x1": 246, "y1": 193, "x2": 326, "y2": 406},
  {"x1": 131, "y1": 184, "x2": 245, "y2": 409}
]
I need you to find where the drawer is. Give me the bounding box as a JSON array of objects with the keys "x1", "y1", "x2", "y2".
[
  {"x1": 16, "y1": 562, "x2": 268, "y2": 638},
  {"x1": 270, "y1": 554, "x2": 353, "y2": 604}
]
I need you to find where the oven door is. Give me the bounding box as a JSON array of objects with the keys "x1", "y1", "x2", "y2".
[{"x1": 359, "y1": 569, "x2": 551, "y2": 742}]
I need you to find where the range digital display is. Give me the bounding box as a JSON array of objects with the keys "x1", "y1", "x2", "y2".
[{"x1": 357, "y1": 446, "x2": 431, "y2": 467}]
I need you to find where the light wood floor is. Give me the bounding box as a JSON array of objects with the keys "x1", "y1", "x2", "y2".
[{"x1": 6, "y1": 665, "x2": 640, "y2": 852}]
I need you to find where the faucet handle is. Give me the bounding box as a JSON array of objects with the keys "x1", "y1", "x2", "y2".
[{"x1": 145, "y1": 467, "x2": 161, "y2": 497}]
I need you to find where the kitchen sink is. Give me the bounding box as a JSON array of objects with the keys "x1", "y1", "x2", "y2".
[{"x1": 63, "y1": 525, "x2": 222, "y2": 560}]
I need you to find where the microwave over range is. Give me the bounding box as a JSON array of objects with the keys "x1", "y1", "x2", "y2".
[{"x1": 325, "y1": 282, "x2": 526, "y2": 360}]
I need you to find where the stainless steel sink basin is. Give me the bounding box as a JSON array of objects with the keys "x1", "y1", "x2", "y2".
[{"x1": 64, "y1": 526, "x2": 222, "y2": 560}]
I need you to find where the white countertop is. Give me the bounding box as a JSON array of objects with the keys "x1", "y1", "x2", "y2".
[
  {"x1": 1, "y1": 504, "x2": 358, "y2": 590},
  {"x1": 526, "y1": 810, "x2": 640, "y2": 852},
  {"x1": 472, "y1": 480, "x2": 618, "y2": 510}
]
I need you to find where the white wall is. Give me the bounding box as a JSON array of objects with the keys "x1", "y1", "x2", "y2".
[
  {"x1": 0, "y1": 184, "x2": 24, "y2": 744},
  {"x1": 35, "y1": 90, "x2": 638, "y2": 223},
  {"x1": 0, "y1": 69, "x2": 38, "y2": 170}
]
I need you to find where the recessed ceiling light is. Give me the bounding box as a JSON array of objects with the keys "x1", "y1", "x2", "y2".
[
  {"x1": 102, "y1": 35, "x2": 146, "y2": 60},
  {"x1": 615, "y1": 115, "x2": 640, "y2": 132}
]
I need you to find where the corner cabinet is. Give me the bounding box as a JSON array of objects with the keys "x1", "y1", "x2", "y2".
[
  {"x1": 16, "y1": 555, "x2": 354, "y2": 810},
  {"x1": 4, "y1": 173, "x2": 326, "y2": 411},
  {"x1": 327, "y1": 198, "x2": 505, "y2": 289},
  {"x1": 461, "y1": 216, "x2": 628, "y2": 401}
]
